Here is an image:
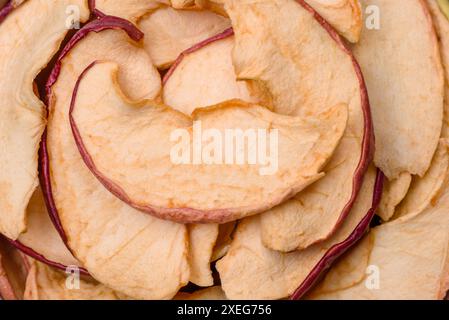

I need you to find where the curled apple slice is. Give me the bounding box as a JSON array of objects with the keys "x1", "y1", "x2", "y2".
[
  {"x1": 138, "y1": 6, "x2": 231, "y2": 69},
  {"x1": 9, "y1": 187, "x2": 83, "y2": 273},
  {"x1": 304, "y1": 0, "x2": 362, "y2": 43},
  {"x1": 0, "y1": 0, "x2": 89, "y2": 240},
  {"x1": 223, "y1": 0, "x2": 372, "y2": 251},
  {"x1": 216, "y1": 168, "x2": 382, "y2": 300},
  {"x1": 70, "y1": 60, "x2": 348, "y2": 223},
  {"x1": 44, "y1": 17, "x2": 189, "y2": 299},
  {"x1": 308, "y1": 188, "x2": 449, "y2": 300}
]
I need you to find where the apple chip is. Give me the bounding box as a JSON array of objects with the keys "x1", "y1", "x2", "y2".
[
  {"x1": 163, "y1": 31, "x2": 266, "y2": 116},
  {"x1": 0, "y1": 0, "x2": 89, "y2": 240},
  {"x1": 24, "y1": 259, "x2": 123, "y2": 300},
  {"x1": 304, "y1": 0, "x2": 362, "y2": 43},
  {"x1": 188, "y1": 224, "x2": 218, "y2": 287},
  {"x1": 44, "y1": 18, "x2": 190, "y2": 299},
  {"x1": 10, "y1": 187, "x2": 82, "y2": 271},
  {"x1": 216, "y1": 168, "x2": 380, "y2": 300},
  {"x1": 395, "y1": 0, "x2": 449, "y2": 220},
  {"x1": 377, "y1": 173, "x2": 412, "y2": 221},
  {"x1": 175, "y1": 286, "x2": 227, "y2": 300},
  {"x1": 138, "y1": 6, "x2": 231, "y2": 69},
  {"x1": 353, "y1": 0, "x2": 444, "y2": 181},
  {"x1": 70, "y1": 61, "x2": 348, "y2": 223},
  {"x1": 224, "y1": 0, "x2": 372, "y2": 251},
  {"x1": 309, "y1": 190, "x2": 449, "y2": 300}
]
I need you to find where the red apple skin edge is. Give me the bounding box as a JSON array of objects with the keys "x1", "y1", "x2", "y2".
[
  {"x1": 39, "y1": 16, "x2": 144, "y2": 276},
  {"x1": 0, "y1": 0, "x2": 15, "y2": 24},
  {"x1": 70, "y1": 1, "x2": 374, "y2": 224}
]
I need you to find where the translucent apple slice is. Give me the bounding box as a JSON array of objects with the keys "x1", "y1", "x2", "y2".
[
  {"x1": 223, "y1": 0, "x2": 372, "y2": 251},
  {"x1": 353, "y1": 0, "x2": 444, "y2": 181},
  {"x1": 138, "y1": 6, "x2": 231, "y2": 69},
  {"x1": 216, "y1": 168, "x2": 382, "y2": 300},
  {"x1": 308, "y1": 188, "x2": 449, "y2": 300},
  {"x1": 304, "y1": 0, "x2": 362, "y2": 42},
  {"x1": 0, "y1": 0, "x2": 89, "y2": 240},
  {"x1": 43, "y1": 17, "x2": 189, "y2": 300}
]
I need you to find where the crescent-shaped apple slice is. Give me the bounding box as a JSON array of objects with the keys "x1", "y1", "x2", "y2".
[
  {"x1": 0, "y1": 0, "x2": 89, "y2": 240},
  {"x1": 70, "y1": 61, "x2": 347, "y2": 223},
  {"x1": 8, "y1": 187, "x2": 83, "y2": 273},
  {"x1": 308, "y1": 188, "x2": 449, "y2": 300},
  {"x1": 220, "y1": 0, "x2": 372, "y2": 251},
  {"x1": 44, "y1": 17, "x2": 189, "y2": 300}
]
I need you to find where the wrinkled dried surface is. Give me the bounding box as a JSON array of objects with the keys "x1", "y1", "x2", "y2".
[
  {"x1": 309, "y1": 190, "x2": 449, "y2": 300},
  {"x1": 211, "y1": 222, "x2": 235, "y2": 261},
  {"x1": 395, "y1": 0, "x2": 449, "y2": 220},
  {"x1": 353, "y1": 0, "x2": 444, "y2": 180},
  {"x1": 46, "y1": 24, "x2": 189, "y2": 299},
  {"x1": 377, "y1": 173, "x2": 411, "y2": 221},
  {"x1": 217, "y1": 168, "x2": 376, "y2": 300},
  {"x1": 188, "y1": 224, "x2": 218, "y2": 287},
  {"x1": 175, "y1": 286, "x2": 227, "y2": 300},
  {"x1": 93, "y1": 0, "x2": 168, "y2": 21},
  {"x1": 0, "y1": 0, "x2": 89, "y2": 240},
  {"x1": 15, "y1": 188, "x2": 80, "y2": 269},
  {"x1": 163, "y1": 34, "x2": 265, "y2": 115},
  {"x1": 24, "y1": 259, "x2": 122, "y2": 300},
  {"x1": 71, "y1": 62, "x2": 348, "y2": 223},
  {"x1": 305, "y1": 0, "x2": 362, "y2": 42},
  {"x1": 0, "y1": 239, "x2": 28, "y2": 300},
  {"x1": 139, "y1": 6, "x2": 230, "y2": 69},
  {"x1": 225, "y1": 0, "x2": 371, "y2": 251}
]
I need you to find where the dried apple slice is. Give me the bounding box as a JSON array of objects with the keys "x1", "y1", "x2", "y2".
[
  {"x1": 24, "y1": 258, "x2": 123, "y2": 300},
  {"x1": 353, "y1": 0, "x2": 444, "y2": 181},
  {"x1": 43, "y1": 17, "x2": 189, "y2": 300},
  {"x1": 138, "y1": 6, "x2": 231, "y2": 69},
  {"x1": 0, "y1": 0, "x2": 89, "y2": 240},
  {"x1": 70, "y1": 61, "x2": 348, "y2": 223},
  {"x1": 9, "y1": 187, "x2": 83, "y2": 273},
  {"x1": 216, "y1": 168, "x2": 382, "y2": 300},
  {"x1": 308, "y1": 189, "x2": 449, "y2": 300},
  {"x1": 163, "y1": 30, "x2": 267, "y2": 115},
  {"x1": 377, "y1": 173, "x2": 412, "y2": 221},
  {"x1": 394, "y1": 0, "x2": 449, "y2": 220},
  {"x1": 304, "y1": 0, "x2": 362, "y2": 43},
  {"x1": 223, "y1": 0, "x2": 372, "y2": 251}
]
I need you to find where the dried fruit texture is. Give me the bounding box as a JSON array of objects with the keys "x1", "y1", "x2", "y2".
[
  {"x1": 71, "y1": 62, "x2": 348, "y2": 223},
  {"x1": 93, "y1": 0, "x2": 169, "y2": 21},
  {"x1": 225, "y1": 0, "x2": 371, "y2": 251},
  {"x1": 175, "y1": 286, "x2": 227, "y2": 300},
  {"x1": 394, "y1": 0, "x2": 449, "y2": 220},
  {"x1": 24, "y1": 259, "x2": 123, "y2": 300},
  {"x1": 216, "y1": 168, "x2": 376, "y2": 300},
  {"x1": 0, "y1": 239, "x2": 28, "y2": 300},
  {"x1": 0, "y1": 0, "x2": 89, "y2": 240},
  {"x1": 138, "y1": 6, "x2": 231, "y2": 69},
  {"x1": 163, "y1": 34, "x2": 266, "y2": 116},
  {"x1": 45, "y1": 24, "x2": 189, "y2": 299},
  {"x1": 15, "y1": 187, "x2": 80, "y2": 269},
  {"x1": 309, "y1": 190, "x2": 449, "y2": 300},
  {"x1": 305, "y1": 0, "x2": 362, "y2": 42},
  {"x1": 377, "y1": 173, "x2": 411, "y2": 221},
  {"x1": 188, "y1": 224, "x2": 218, "y2": 287},
  {"x1": 353, "y1": 0, "x2": 444, "y2": 181},
  {"x1": 211, "y1": 222, "x2": 235, "y2": 261}
]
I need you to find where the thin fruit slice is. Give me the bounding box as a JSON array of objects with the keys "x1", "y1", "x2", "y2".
[
  {"x1": 308, "y1": 189, "x2": 449, "y2": 300},
  {"x1": 224, "y1": 0, "x2": 372, "y2": 251},
  {"x1": 377, "y1": 173, "x2": 411, "y2": 221},
  {"x1": 139, "y1": 6, "x2": 230, "y2": 69},
  {"x1": 43, "y1": 17, "x2": 189, "y2": 300},
  {"x1": 0, "y1": 0, "x2": 89, "y2": 240},
  {"x1": 70, "y1": 62, "x2": 348, "y2": 223},
  {"x1": 304, "y1": 0, "x2": 362, "y2": 43},
  {"x1": 9, "y1": 187, "x2": 83, "y2": 273},
  {"x1": 188, "y1": 224, "x2": 218, "y2": 287},
  {"x1": 163, "y1": 30, "x2": 267, "y2": 116},
  {"x1": 216, "y1": 168, "x2": 382, "y2": 300},
  {"x1": 394, "y1": 0, "x2": 449, "y2": 220},
  {"x1": 23, "y1": 258, "x2": 123, "y2": 300},
  {"x1": 353, "y1": 0, "x2": 444, "y2": 181}
]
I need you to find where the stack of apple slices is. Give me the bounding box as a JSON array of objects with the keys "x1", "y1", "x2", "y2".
[{"x1": 0, "y1": 0, "x2": 449, "y2": 300}]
